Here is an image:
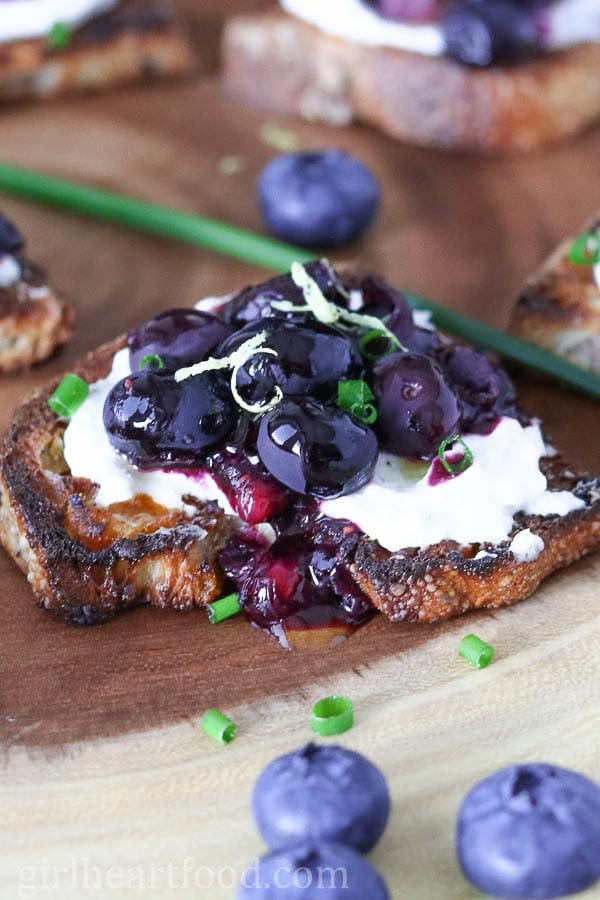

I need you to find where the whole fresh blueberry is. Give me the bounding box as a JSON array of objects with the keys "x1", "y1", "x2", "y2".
[
  {"x1": 251, "y1": 743, "x2": 391, "y2": 853},
  {"x1": 237, "y1": 843, "x2": 389, "y2": 899},
  {"x1": 257, "y1": 151, "x2": 380, "y2": 249},
  {"x1": 442, "y1": 0, "x2": 538, "y2": 66},
  {"x1": 457, "y1": 763, "x2": 600, "y2": 898},
  {"x1": 0, "y1": 214, "x2": 24, "y2": 255}
]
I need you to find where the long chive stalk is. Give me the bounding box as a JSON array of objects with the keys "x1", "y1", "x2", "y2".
[{"x1": 0, "y1": 162, "x2": 599, "y2": 400}]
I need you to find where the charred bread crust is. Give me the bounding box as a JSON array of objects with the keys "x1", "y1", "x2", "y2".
[
  {"x1": 221, "y1": 10, "x2": 600, "y2": 154},
  {"x1": 0, "y1": 0, "x2": 194, "y2": 103},
  {"x1": 0, "y1": 337, "x2": 234, "y2": 624},
  {"x1": 351, "y1": 457, "x2": 600, "y2": 623},
  {"x1": 510, "y1": 215, "x2": 600, "y2": 373},
  {"x1": 0, "y1": 257, "x2": 73, "y2": 372}
]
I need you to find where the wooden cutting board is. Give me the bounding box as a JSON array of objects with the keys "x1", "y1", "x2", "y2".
[{"x1": 1, "y1": 3, "x2": 600, "y2": 897}]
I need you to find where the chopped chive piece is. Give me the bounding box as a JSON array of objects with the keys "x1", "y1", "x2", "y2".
[
  {"x1": 568, "y1": 232, "x2": 600, "y2": 266},
  {"x1": 139, "y1": 353, "x2": 165, "y2": 371},
  {"x1": 458, "y1": 634, "x2": 495, "y2": 669},
  {"x1": 358, "y1": 329, "x2": 395, "y2": 360},
  {"x1": 201, "y1": 708, "x2": 237, "y2": 744},
  {"x1": 438, "y1": 434, "x2": 474, "y2": 475},
  {"x1": 48, "y1": 373, "x2": 89, "y2": 418},
  {"x1": 260, "y1": 122, "x2": 300, "y2": 153},
  {"x1": 311, "y1": 696, "x2": 354, "y2": 737},
  {"x1": 48, "y1": 22, "x2": 72, "y2": 52},
  {"x1": 207, "y1": 592, "x2": 241, "y2": 624},
  {"x1": 337, "y1": 380, "x2": 378, "y2": 425}
]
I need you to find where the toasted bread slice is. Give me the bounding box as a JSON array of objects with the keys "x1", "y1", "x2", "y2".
[
  {"x1": 1, "y1": 271, "x2": 599, "y2": 628},
  {"x1": 0, "y1": 254, "x2": 73, "y2": 373},
  {"x1": 0, "y1": 0, "x2": 193, "y2": 103},
  {"x1": 221, "y1": 9, "x2": 600, "y2": 154},
  {"x1": 510, "y1": 214, "x2": 600, "y2": 373}
]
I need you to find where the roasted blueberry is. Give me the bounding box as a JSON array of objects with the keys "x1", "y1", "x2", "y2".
[
  {"x1": 238, "y1": 549, "x2": 314, "y2": 626},
  {"x1": 219, "y1": 318, "x2": 363, "y2": 405},
  {"x1": 103, "y1": 370, "x2": 237, "y2": 467},
  {"x1": 0, "y1": 214, "x2": 24, "y2": 255},
  {"x1": 442, "y1": 0, "x2": 537, "y2": 67},
  {"x1": 438, "y1": 345, "x2": 517, "y2": 432},
  {"x1": 457, "y1": 763, "x2": 600, "y2": 899},
  {"x1": 238, "y1": 843, "x2": 389, "y2": 899},
  {"x1": 128, "y1": 308, "x2": 232, "y2": 372},
  {"x1": 365, "y1": 0, "x2": 443, "y2": 22},
  {"x1": 251, "y1": 743, "x2": 391, "y2": 853},
  {"x1": 212, "y1": 451, "x2": 290, "y2": 524},
  {"x1": 257, "y1": 398, "x2": 378, "y2": 498},
  {"x1": 257, "y1": 151, "x2": 380, "y2": 248},
  {"x1": 223, "y1": 261, "x2": 347, "y2": 328},
  {"x1": 372, "y1": 352, "x2": 460, "y2": 458}
]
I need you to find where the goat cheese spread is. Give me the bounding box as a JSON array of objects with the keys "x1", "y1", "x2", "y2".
[{"x1": 63, "y1": 346, "x2": 584, "y2": 553}]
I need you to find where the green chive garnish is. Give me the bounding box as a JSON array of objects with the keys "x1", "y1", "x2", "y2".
[
  {"x1": 2, "y1": 163, "x2": 600, "y2": 400},
  {"x1": 48, "y1": 22, "x2": 72, "y2": 52},
  {"x1": 201, "y1": 709, "x2": 237, "y2": 744},
  {"x1": 48, "y1": 374, "x2": 89, "y2": 418},
  {"x1": 358, "y1": 329, "x2": 397, "y2": 361},
  {"x1": 458, "y1": 634, "x2": 495, "y2": 669},
  {"x1": 311, "y1": 696, "x2": 354, "y2": 737},
  {"x1": 337, "y1": 380, "x2": 377, "y2": 425},
  {"x1": 207, "y1": 592, "x2": 241, "y2": 624},
  {"x1": 438, "y1": 434, "x2": 474, "y2": 475},
  {"x1": 568, "y1": 232, "x2": 600, "y2": 266},
  {"x1": 139, "y1": 354, "x2": 165, "y2": 371}
]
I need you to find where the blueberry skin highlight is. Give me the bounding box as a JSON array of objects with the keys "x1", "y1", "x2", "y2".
[
  {"x1": 237, "y1": 842, "x2": 390, "y2": 899},
  {"x1": 251, "y1": 743, "x2": 391, "y2": 853},
  {"x1": 257, "y1": 151, "x2": 380, "y2": 248},
  {"x1": 457, "y1": 763, "x2": 600, "y2": 899}
]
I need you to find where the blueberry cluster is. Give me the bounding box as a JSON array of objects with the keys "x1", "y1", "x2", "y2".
[
  {"x1": 105, "y1": 260, "x2": 516, "y2": 492},
  {"x1": 238, "y1": 743, "x2": 391, "y2": 898},
  {"x1": 367, "y1": 0, "x2": 549, "y2": 66},
  {"x1": 103, "y1": 260, "x2": 518, "y2": 630},
  {"x1": 458, "y1": 763, "x2": 600, "y2": 898}
]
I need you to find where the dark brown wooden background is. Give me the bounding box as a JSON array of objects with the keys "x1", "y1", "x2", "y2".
[{"x1": 1, "y1": 0, "x2": 599, "y2": 752}]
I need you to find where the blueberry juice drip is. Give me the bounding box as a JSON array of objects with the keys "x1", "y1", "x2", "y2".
[{"x1": 217, "y1": 498, "x2": 376, "y2": 649}]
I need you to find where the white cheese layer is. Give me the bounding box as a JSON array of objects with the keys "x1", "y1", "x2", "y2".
[
  {"x1": 320, "y1": 417, "x2": 583, "y2": 552},
  {"x1": 62, "y1": 349, "x2": 235, "y2": 514},
  {"x1": 63, "y1": 350, "x2": 584, "y2": 553},
  {"x1": 279, "y1": 0, "x2": 599, "y2": 56},
  {"x1": 0, "y1": 0, "x2": 119, "y2": 44},
  {"x1": 509, "y1": 528, "x2": 545, "y2": 563},
  {"x1": 280, "y1": 0, "x2": 445, "y2": 55}
]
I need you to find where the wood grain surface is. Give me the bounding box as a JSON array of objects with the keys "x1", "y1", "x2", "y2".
[{"x1": 1, "y1": 2, "x2": 600, "y2": 898}]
